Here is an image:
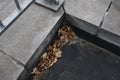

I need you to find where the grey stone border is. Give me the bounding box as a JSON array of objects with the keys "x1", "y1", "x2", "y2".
[
  {"x1": 97, "y1": 28, "x2": 120, "y2": 48},
  {"x1": 18, "y1": 13, "x2": 65, "y2": 80}
]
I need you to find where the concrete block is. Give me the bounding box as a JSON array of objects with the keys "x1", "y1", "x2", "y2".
[
  {"x1": 0, "y1": 50, "x2": 24, "y2": 80},
  {"x1": 101, "y1": 0, "x2": 120, "y2": 36},
  {"x1": 64, "y1": 0, "x2": 111, "y2": 26},
  {"x1": 0, "y1": 4, "x2": 64, "y2": 66},
  {"x1": 98, "y1": 0, "x2": 120, "y2": 47}
]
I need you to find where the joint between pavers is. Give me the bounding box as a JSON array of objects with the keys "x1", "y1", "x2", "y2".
[
  {"x1": 99, "y1": 1, "x2": 113, "y2": 28},
  {"x1": 0, "y1": 48, "x2": 31, "y2": 75},
  {"x1": 0, "y1": 49, "x2": 25, "y2": 68},
  {"x1": 95, "y1": 1, "x2": 113, "y2": 36},
  {"x1": 62, "y1": 4, "x2": 66, "y2": 13}
]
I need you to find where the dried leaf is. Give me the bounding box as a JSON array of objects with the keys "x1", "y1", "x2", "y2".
[{"x1": 32, "y1": 25, "x2": 78, "y2": 80}]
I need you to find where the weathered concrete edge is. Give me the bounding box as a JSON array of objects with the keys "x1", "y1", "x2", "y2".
[
  {"x1": 18, "y1": 13, "x2": 65, "y2": 80},
  {"x1": 65, "y1": 14, "x2": 98, "y2": 35},
  {"x1": 97, "y1": 28, "x2": 120, "y2": 48}
]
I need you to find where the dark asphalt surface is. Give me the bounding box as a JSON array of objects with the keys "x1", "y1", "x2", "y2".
[{"x1": 39, "y1": 38, "x2": 120, "y2": 80}]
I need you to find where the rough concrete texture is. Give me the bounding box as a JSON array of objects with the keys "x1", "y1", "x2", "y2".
[
  {"x1": 101, "y1": 0, "x2": 120, "y2": 36},
  {"x1": 64, "y1": 0, "x2": 111, "y2": 26},
  {"x1": 18, "y1": 0, "x2": 25, "y2": 5},
  {"x1": 0, "y1": 0, "x2": 25, "y2": 21},
  {"x1": 0, "y1": 0, "x2": 16, "y2": 21},
  {"x1": 0, "y1": 50, "x2": 24, "y2": 80},
  {"x1": 98, "y1": 29, "x2": 120, "y2": 47},
  {"x1": 97, "y1": 0, "x2": 120, "y2": 47},
  {"x1": 0, "y1": 4, "x2": 64, "y2": 65}
]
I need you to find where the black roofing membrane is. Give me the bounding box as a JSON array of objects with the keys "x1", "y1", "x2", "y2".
[{"x1": 39, "y1": 38, "x2": 120, "y2": 80}]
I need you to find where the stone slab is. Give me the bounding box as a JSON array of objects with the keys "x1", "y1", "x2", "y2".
[
  {"x1": 0, "y1": 4, "x2": 64, "y2": 65},
  {"x1": 64, "y1": 0, "x2": 111, "y2": 26},
  {"x1": 0, "y1": 0, "x2": 16, "y2": 21},
  {"x1": 98, "y1": 0, "x2": 120, "y2": 47},
  {"x1": 0, "y1": 50, "x2": 24, "y2": 80},
  {"x1": 100, "y1": 0, "x2": 120, "y2": 36}
]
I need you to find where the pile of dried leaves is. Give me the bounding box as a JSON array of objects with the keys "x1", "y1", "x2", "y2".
[{"x1": 32, "y1": 25, "x2": 78, "y2": 80}]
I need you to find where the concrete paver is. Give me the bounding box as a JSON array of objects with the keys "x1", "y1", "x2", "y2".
[
  {"x1": 0, "y1": 4, "x2": 64, "y2": 66},
  {"x1": 0, "y1": 0, "x2": 16, "y2": 21},
  {"x1": 98, "y1": 0, "x2": 120, "y2": 47},
  {"x1": 101, "y1": 0, "x2": 120, "y2": 36},
  {"x1": 18, "y1": 0, "x2": 25, "y2": 5},
  {"x1": 0, "y1": 50, "x2": 24, "y2": 80},
  {"x1": 64, "y1": 0, "x2": 111, "y2": 26}
]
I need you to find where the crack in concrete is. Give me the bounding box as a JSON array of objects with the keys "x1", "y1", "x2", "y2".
[
  {"x1": 0, "y1": 49, "x2": 25, "y2": 68},
  {"x1": 95, "y1": 1, "x2": 113, "y2": 36},
  {"x1": 99, "y1": 1, "x2": 112, "y2": 27}
]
